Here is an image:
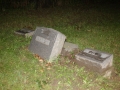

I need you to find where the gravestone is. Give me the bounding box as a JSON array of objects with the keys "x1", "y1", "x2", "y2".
[
  {"x1": 75, "y1": 48, "x2": 113, "y2": 78},
  {"x1": 28, "y1": 27, "x2": 66, "y2": 61},
  {"x1": 14, "y1": 28, "x2": 34, "y2": 37}
]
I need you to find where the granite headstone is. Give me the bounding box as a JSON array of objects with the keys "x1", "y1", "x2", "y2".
[{"x1": 29, "y1": 27, "x2": 66, "y2": 61}]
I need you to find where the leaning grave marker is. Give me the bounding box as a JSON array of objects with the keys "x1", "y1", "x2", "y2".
[{"x1": 29, "y1": 27, "x2": 66, "y2": 61}]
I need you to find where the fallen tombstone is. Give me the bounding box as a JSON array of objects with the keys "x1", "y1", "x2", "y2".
[
  {"x1": 14, "y1": 28, "x2": 35, "y2": 37},
  {"x1": 29, "y1": 27, "x2": 66, "y2": 62},
  {"x1": 75, "y1": 48, "x2": 113, "y2": 78}
]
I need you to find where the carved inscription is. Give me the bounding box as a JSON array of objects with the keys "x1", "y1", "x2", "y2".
[{"x1": 35, "y1": 36, "x2": 50, "y2": 45}]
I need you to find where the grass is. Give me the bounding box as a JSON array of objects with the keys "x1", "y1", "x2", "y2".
[{"x1": 0, "y1": 3, "x2": 120, "y2": 90}]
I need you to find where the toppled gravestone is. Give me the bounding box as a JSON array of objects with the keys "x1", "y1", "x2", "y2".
[
  {"x1": 14, "y1": 28, "x2": 35, "y2": 37},
  {"x1": 28, "y1": 27, "x2": 66, "y2": 61},
  {"x1": 75, "y1": 48, "x2": 113, "y2": 78}
]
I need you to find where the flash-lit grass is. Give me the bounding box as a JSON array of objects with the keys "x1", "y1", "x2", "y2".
[{"x1": 0, "y1": 4, "x2": 120, "y2": 90}]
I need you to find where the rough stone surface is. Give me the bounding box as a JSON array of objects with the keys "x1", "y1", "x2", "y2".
[
  {"x1": 25, "y1": 31, "x2": 35, "y2": 37},
  {"x1": 29, "y1": 27, "x2": 66, "y2": 61},
  {"x1": 75, "y1": 48, "x2": 113, "y2": 78},
  {"x1": 63, "y1": 42, "x2": 79, "y2": 52},
  {"x1": 14, "y1": 28, "x2": 34, "y2": 37}
]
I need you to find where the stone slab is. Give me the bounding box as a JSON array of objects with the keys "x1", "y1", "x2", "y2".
[
  {"x1": 63, "y1": 42, "x2": 79, "y2": 52},
  {"x1": 28, "y1": 27, "x2": 66, "y2": 61},
  {"x1": 14, "y1": 28, "x2": 34, "y2": 37},
  {"x1": 25, "y1": 31, "x2": 35, "y2": 37},
  {"x1": 75, "y1": 48, "x2": 113, "y2": 73}
]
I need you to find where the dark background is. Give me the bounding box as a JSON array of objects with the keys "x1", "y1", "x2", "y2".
[{"x1": 0, "y1": 0, "x2": 120, "y2": 10}]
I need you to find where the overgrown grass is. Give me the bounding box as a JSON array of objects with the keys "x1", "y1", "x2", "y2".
[{"x1": 0, "y1": 3, "x2": 120, "y2": 90}]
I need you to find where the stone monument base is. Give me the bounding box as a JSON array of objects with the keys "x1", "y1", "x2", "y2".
[{"x1": 75, "y1": 48, "x2": 113, "y2": 78}]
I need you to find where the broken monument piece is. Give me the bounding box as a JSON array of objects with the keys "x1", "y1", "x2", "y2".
[
  {"x1": 14, "y1": 28, "x2": 35, "y2": 37},
  {"x1": 75, "y1": 48, "x2": 113, "y2": 78},
  {"x1": 61, "y1": 42, "x2": 79, "y2": 57},
  {"x1": 29, "y1": 27, "x2": 66, "y2": 61},
  {"x1": 63, "y1": 42, "x2": 79, "y2": 52}
]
